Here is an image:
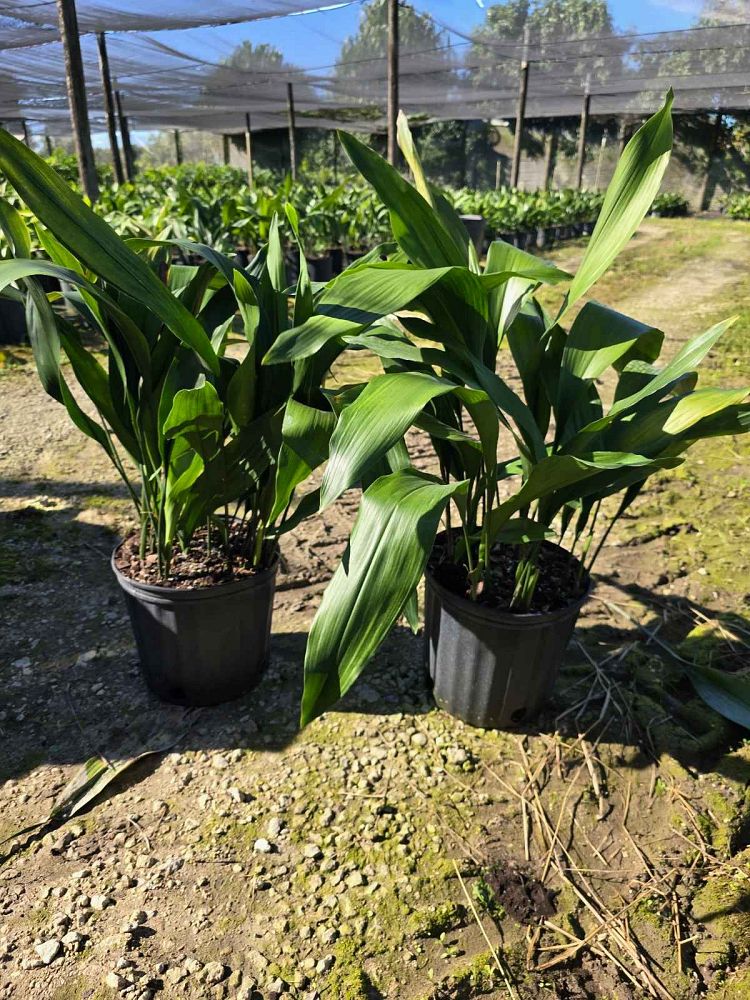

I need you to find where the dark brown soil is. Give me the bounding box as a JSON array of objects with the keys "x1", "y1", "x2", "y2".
[
  {"x1": 114, "y1": 522, "x2": 275, "y2": 590},
  {"x1": 430, "y1": 537, "x2": 588, "y2": 613},
  {"x1": 483, "y1": 860, "x2": 556, "y2": 925}
]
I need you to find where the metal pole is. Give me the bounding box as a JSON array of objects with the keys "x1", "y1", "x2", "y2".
[
  {"x1": 115, "y1": 90, "x2": 135, "y2": 182},
  {"x1": 97, "y1": 33, "x2": 124, "y2": 184},
  {"x1": 387, "y1": 0, "x2": 399, "y2": 166},
  {"x1": 174, "y1": 129, "x2": 183, "y2": 166},
  {"x1": 45, "y1": 134, "x2": 53, "y2": 156},
  {"x1": 56, "y1": 0, "x2": 99, "y2": 201},
  {"x1": 699, "y1": 110, "x2": 723, "y2": 211},
  {"x1": 495, "y1": 158, "x2": 502, "y2": 190},
  {"x1": 244, "y1": 113, "x2": 254, "y2": 189},
  {"x1": 222, "y1": 133, "x2": 230, "y2": 166},
  {"x1": 332, "y1": 130, "x2": 339, "y2": 182},
  {"x1": 575, "y1": 84, "x2": 591, "y2": 190},
  {"x1": 21, "y1": 119, "x2": 30, "y2": 146},
  {"x1": 510, "y1": 26, "x2": 529, "y2": 188},
  {"x1": 542, "y1": 126, "x2": 557, "y2": 189},
  {"x1": 286, "y1": 82, "x2": 297, "y2": 181}
]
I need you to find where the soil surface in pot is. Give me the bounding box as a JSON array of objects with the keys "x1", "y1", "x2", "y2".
[
  {"x1": 114, "y1": 523, "x2": 273, "y2": 590},
  {"x1": 430, "y1": 538, "x2": 587, "y2": 613}
]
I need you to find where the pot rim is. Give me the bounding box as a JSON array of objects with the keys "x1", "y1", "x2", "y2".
[
  {"x1": 111, "y1": 540, "x2": 279, "y2": 603},
  {"x1": 426, "y1": 535, "x2": 592, "y2": 629}
]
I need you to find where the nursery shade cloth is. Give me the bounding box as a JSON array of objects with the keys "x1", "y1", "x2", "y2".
[{"x1": 1, "y1": 0, "x2": 749, "y2": 135}]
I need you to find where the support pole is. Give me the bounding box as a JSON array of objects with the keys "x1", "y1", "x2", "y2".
[
  {"x1": 542, "y1": 126, "x2": 557, "y2": 189},
  {"x1": 617, "y1": 117, "x2": 629, "y2": 159},
  {"x1": 594, "y1": 131, "x2": 607, "y2": 190},
  {"x1": 286, "y1": 83, "x2": 297, "y2": 181},
  {"x1": 56, "y1": 0, "x2": 98, "y2": 201},
  {"x1": 115, "y1": 90, "x2": 135, "y2": 182},
  {"x1": 387, "y1": 0, "x2": 399, "y2": 166},
  {"x1": 495, "y1": 158, "x2": 502, "y2": 190},
  {"x1": 244, "y1": 113, "x2": 254, "y2": 189},
  {"x1": 21, "y1": 119, "x2": 30, "y2": 146},
  {"x1": 222, "y1": 133, "x2": 230, "y2": 166},
  {"x1": 510, "y1": 26, "x2": 530, "y2": 188},
  {"x1": 575, "y1": 85, "x2": 591, "y2": 190},
  {"x1": 174, "y1": 129, "x2": 183, "y2": 166},
  {"x1": 45, "y1": 134, "x2": 53, "y2": 156},
  {"x1": 332, "y1": 130, "x2": 339, "y2": 182},
  {"x1": 97, "y1": 32, "x2": 124, "y2": 184},
  {"x1": 699, "y1": 109, "x2": 723, "y2": 211}
]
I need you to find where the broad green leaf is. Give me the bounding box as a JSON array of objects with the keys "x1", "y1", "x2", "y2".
[
  {"x1": 301, "y1": 469, "x2": 464, "y2": 726},
  {"x1": 320, "y1": 372, "x2": 455, "y2": 507},
  {"x1": 0, "y1": 198, "x2": 31, "y2": 257},
  {"x1": 563, "y1": 91, "x2": 674, "y2": 313},
  {"x1": 0, "y1": 129, "x2": 220, "y2": 375},
  {"x1": 270, "y1": 399, "x2": 336, "y2": 524},
  {"x1": 338, "y1": 130, "x2": 467, "y2": 268},
  {"x1": 396, "y1": 111, "x2": 433, "y2": 205}
]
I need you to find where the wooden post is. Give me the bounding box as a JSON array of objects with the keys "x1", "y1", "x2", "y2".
[
  {"x1": 542, "y1": 126, "x2": 557, "y2": 189},
  {"x1": 45, "y1": 134, "x2": 53, "y2": 156},
  {"x1": 460, "y1": 120, "x2": 469, "y2": 187},
  {"x1": 699, "y1": 110, "x2": 723, "y2": 211},
  {"x1": 244, "y1": 113, "x2": 254, "y2": 189},
  {"x1": 510, "y1": 27, "x2": 529, "y2": 188},
  {"x1": 115, "y1": 90, "x2": 135, "y2": 182},
  {"x1": 56, "y1": 0, "x2": 99, "y2": 201},
  {"x1": 222, "y1": 133, "x2": 230, "y2": 166},
  {"x1": 575, "y1": 86, "x2": 591, "y2": 190},
  {"x1": 286, "y1": 82, "x2": 297, "y2": 181},
  {"x1": 387, "y1": 0, "x2": 399, "y2": 166},
  {"x1": 21, "y1": 119, "x2": 30, "y2": 146},
  {"x1": 97, "y1": 33, "x2": 124, "y2": 184},
  {"x1": 594, "y1": 131, "x2": 607, "y2": 189},
  {"x1": 332, "y1": 130, "x2": 339, "y2": 182},
  {"x1": 495, "y1": 158, "x2": 502, "y2": 190},
  {"x1": 617, "y1": 117, "x2": 628, "y2": 159},
  {"x1": 174, "y1": 129, "x2": 183, "y2": 166}
]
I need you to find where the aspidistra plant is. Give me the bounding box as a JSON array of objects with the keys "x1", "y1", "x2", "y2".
[
  {"x1": 265, "y1": 92, "x2": 750, "y2": 726},
  {"x1": 0, "y1": 131, "x2": 339, "y2": 577}
]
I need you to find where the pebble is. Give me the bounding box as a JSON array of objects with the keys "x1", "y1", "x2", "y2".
[
  {"x1": 199, "y1": 961, "x2": 227, "y2": 985},
  {"x1": 253, "y1": 838, "x2": 273, "y2": 854},
  {"x1": 34, "y1": 939, "x2": 61, "y2": 965},
  {"x1": 184, "y1": 957, "x2": 203, "y2": 974},
  {"x1": 105, "y1": 972, "x2": 130, "y2": 990},
  {"x1": 267, "y1": 817, "x2": 283, "y2": 837},
  {"x1": 303, "y1": 844, "x2": 323, "y2": 860},
  {"x1": 410, "y1": 732, "x2": 427, "y2": 747},
  {"x1": 446, "y1": 746, "x2": 468, "y2": 765},
  {"x1": 91, "y1": 894, "x2": 115, "y2": 911}
]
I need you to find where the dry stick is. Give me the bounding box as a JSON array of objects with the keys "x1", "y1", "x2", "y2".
[
  {"x1": 671, "y1": 893, "x2": 683, "y2": 975},
  {"x1": 452, "y1": 859, "x2": 519, "y2": 1000},
  {"x1": 580, "y1": 736, "x2": 608, "y2": 820}
]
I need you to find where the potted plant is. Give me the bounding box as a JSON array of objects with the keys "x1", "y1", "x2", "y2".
[
  {"x1": 265, "y1": 94, "x2": 750, "y2": 729},
  {"x1": 0, "y1": 131, "x2": 337, "y2": 706}
]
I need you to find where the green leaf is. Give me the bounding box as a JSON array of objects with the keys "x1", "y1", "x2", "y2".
[
  {"x1": 320, "y1": 372, "x2": 455, "y2": 507},
  {"x1": 301, "y1": 469, "x2": 464, "y2": 726},
  {"x1": 338, "y1": 130, "x2": 467, "y2": 268},
  {"x1": 0, "y1": 198, "x2": 31, "y2": 257},
  {"x1": 270, "y1": 399, "x2": 336, "y2": 524},
  {"x1": 563, "y1": 91, "x2": 674, "y2": 313},
  {"x1": 0, "y1": 129, "x2": 220, "y2": 375}
]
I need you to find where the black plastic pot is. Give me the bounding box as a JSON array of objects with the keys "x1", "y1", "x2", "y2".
[
  {"x1": 112, "y1": 545, "x2": 278, "y2": 706},
  {"x1": 328, "y1": 246, "x2": 344, "y2": 275},
  {"x1": 305, "y1": 253, "x2": 333, "y2": 282},
  {"x1": 424, "y1": 557, "x2": 590, "y2": 729},
  {"x1": 460, "y1": 214, "x2": 486, "y2": 254},
  {"x1": 0, "y1": 297, "x2": 26, "y2": 344},
  {"x1": 346, "y1": 247, "x2": 368, "y2": 265}
]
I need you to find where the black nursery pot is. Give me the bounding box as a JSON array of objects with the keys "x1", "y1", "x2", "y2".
[
  {"x1": 424, "y1": 546, "x2": 591, "y2": 729},
  {"x1": 112, "y1": 546, "x2": 279, "y2": 707},
  {"x1": 0, "y1": 297, "x2": 26, "y2": 345},
  {"x1": 305, "y1": 253, "x2": 333, "y2": 282}
]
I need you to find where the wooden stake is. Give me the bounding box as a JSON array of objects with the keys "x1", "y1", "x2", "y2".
[
  {"x1": 244, "y1": 113, "x2": 254, "y2": 189},
  {"x1": 699, "y1": 109, "x2": 723, "y2": 211},
  {"x1": 542, "y1": 126, "x2": 557, "y2": 189},
  {"x1": 286, "y1": 82, "x2": 297, "y2": 181},
  {"x1": 575, "y1": 85, "x2": 591, "y2": 190},
  {"x1": 115, "y1": 90, "x2": 135, "y2": 182},
  {"x1": 174, "y1": 129, "x2": 183, "y2": 166},
  {"x1": 222, "y1": 133, "x2": 230, "y2": 166},
  {"x1": 387, "y1": 0, "x2": 399, "y2": 166},
  {"x1": 21, "y1": 119, "x2": 30, "y2": 146},
  {"x1": 96, "y1": 32, "x2": 124, "y2": 184},
  {"x1": 56, "y1": 0, "x2": 99, "y2": 201},
  {"x1": 45, "y1": 134, "x2": 53, "y2": 156},
  {"x1": 510, "y1": 34, "x2": 529, "y2": 188}
]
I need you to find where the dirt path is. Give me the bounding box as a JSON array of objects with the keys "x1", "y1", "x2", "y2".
[{"x1": 1, "y1": 219, "x2": 750, "y2": 1000}]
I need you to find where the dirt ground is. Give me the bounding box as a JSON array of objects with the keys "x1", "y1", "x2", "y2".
[{"x1": 1, "y1": 218, "x2": 750, "y2": 1000}]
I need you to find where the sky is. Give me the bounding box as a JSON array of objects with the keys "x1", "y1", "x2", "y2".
[{"x1": 109, "y1": 0, "x2": 707, "y2": 146}]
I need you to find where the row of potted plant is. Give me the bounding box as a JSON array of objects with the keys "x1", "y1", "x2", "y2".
[{"x1": 1, "y1": 93, "x2": 748, "y2": 730}]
